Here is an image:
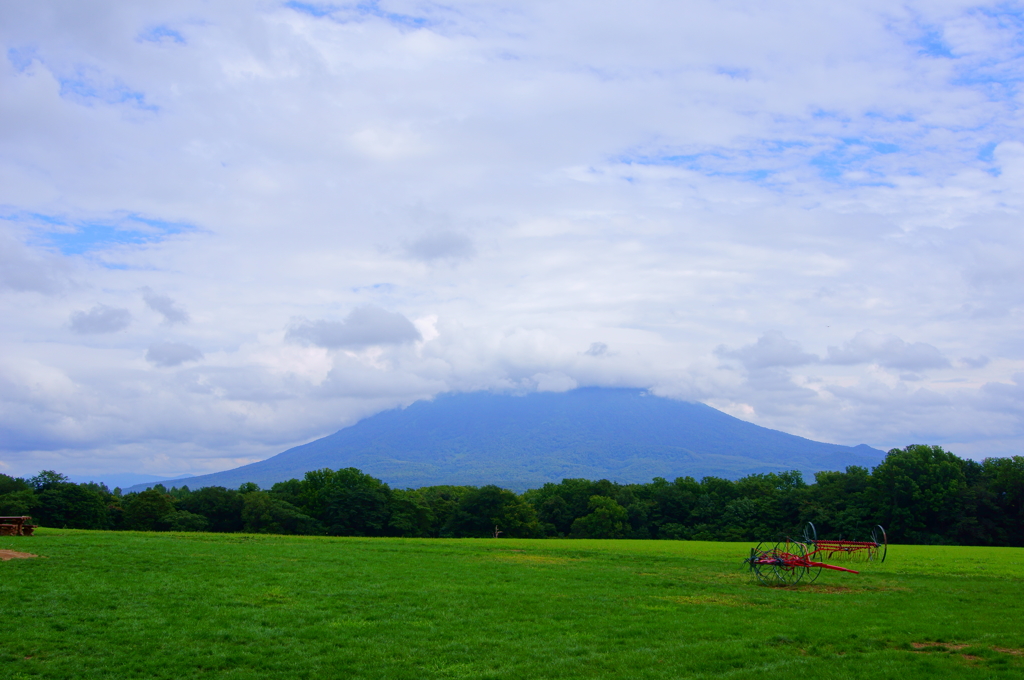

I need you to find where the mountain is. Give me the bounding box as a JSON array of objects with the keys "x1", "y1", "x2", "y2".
[
  {"x1": 69, "y1": 473, "x2": 193, "y2": 490},
  {"x1": 129, "y1": 388, "x2": 885, "y2": 492}
]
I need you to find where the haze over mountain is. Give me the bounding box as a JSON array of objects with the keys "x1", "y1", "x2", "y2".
[{"x1": 131, "y1": 388, "x2": 884, "y2": 492}]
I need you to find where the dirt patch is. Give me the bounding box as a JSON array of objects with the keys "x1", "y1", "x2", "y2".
[
  {"x1": 911, "y1": 642, "x2": 971, "y2": 651},
  {"x1": 0, "y1": 550, "x2": 37, "y2": 561},
  {"x1": 799, "y1": 584, "x2": 860, "y2": 594},
  {"x1": 907, "y1": 642, "x2": 1024, "y2": 661}
]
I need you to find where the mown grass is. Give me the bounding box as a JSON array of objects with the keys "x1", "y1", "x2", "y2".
[{"x1": 2, "y1": 530, "x2": 1022, "y2": 679}]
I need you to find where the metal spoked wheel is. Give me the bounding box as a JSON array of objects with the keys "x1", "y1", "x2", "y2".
[
  {"x1": 748, "y1": 540, "x2": 808, "y2": 586},
  {"x1": 747, "y1": 541, "x2": 775, "y2": 585},
  {"x1": 871, "y1": 525, "x2": 888, "y2": 562},
  {"x1": 803, "y1": 544, "x2": 823, "y2": 583},
  {"x1": 802, "y1": 521, "x2": 818, "y2": 544},
  {"x1": 768, "y1": 541, "x2": 808, "y2": 586}
]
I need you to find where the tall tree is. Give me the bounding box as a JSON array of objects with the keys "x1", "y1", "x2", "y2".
[
  {"x1": 983, "y1": 456, "x2": 1024, "y2": 546},
  {"x1": 443, "y1": 485, "x2": 541, "y2": 538},
  {"x1": 300, "y1": 468, "x2": 391, "y2": 536},
  {"x1": 241, "y1": 491, "x2": 322, "y2": 535},
  {"x1": 570, "y1": 495, "x2": 628, "y2": 538},
  {"x1": 387, "y1": 489, "x2": 435, "y2": 537},
  {"x1": 871, "y1": 445, "x2": 968, "y2": 543},
  {"x1": 0, "y1": 474, "x2": 30, "y2": 495},
  {"x1": 178, "y1": 486, "x2": 245, "y2": 533},
  {"x1": 122, "y1": 489, "x2": 176, "y2": 531},
  {"x1": 33, "y1": 483, "x2": 110, "y2": 529}
]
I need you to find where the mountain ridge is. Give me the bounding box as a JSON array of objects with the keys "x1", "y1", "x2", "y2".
[{"x1": 128, "y1": 388, "x2": 885, "y2": 492}]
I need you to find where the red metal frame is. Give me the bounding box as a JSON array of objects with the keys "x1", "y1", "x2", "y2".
[{"x1": 745, "y1": 524, "x2": 887, "y2": 586}]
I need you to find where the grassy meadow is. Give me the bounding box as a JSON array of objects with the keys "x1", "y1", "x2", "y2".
[{"x1": 2, "y1": 530, "x2": 1023, "y2": 679}]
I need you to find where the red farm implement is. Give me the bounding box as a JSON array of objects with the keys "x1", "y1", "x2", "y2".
[{"x1": 745, "y1": 523, "x2": 887, "y2": 586}]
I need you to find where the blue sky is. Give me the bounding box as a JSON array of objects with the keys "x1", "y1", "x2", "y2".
[
  {"x1": 2, "y1": 1, "x2": 1024, "y2": 478},
  {"x1": 8, "y1": 211, "x2": 194, "y2": 256}
]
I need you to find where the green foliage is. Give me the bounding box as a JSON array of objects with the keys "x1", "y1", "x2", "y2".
[
  {"x1": 268, "y1": 478, "x2": 304, "y2": 506},
  {"x1": 4, "y1": 445, "x2": 1024, "y2": 545},
  {"x1": 386, "y1": 488, "x2": 435, "y2": 537},
  {"x1": 492, "y1": 490, "x2": 543, "y2": 538},
  {"x1": 416, "y1": 485, "x2": 473, "y2": 535},
  {"x1": 299, "y1": 467, "x2": 391, "y2": 536},
  {"x1": 122, "y1": 488, "x2": 176, "y2": 531},
  {"x1": 805, "y1": 466, "x2": 873, "y2": 538},
  {"x1": 177, "y1": 486, "x2": 244, "y2": 533},
  {"x1": 28, "y1": 470, "x2": 69, "y2": 490},
  {"x1": 658, "y1": 522, "x2": 688, "y2": 540},
  {"x1": 157, "y1": 510, "x2": 209, "y2": 532},
  {"x1": 33, "y1": 483, "x2": 109, "y2": 529},
  {"x1": 872, "y1": 445, "x2": 968, "y2": 543},
  {"x1": 645, "y1": 476, "x2": 700, "y2": 535},
  {"x1": 525, "y1": 478, "x2": 621, "y2": 536},
  {"x1": 240, "y1": 491, "x2": 322, "y2": 535},
  {"x1": 166, "y1": 485, "x2": 192, "y2": 500},
  {"x1": 0, "y1": 473, "x2": 30, "y2": 495},
  {"x1": 983, "y1": 455, "x2": 1024, "y2": 541},
  {"x1": 443, "y1": 485, "x2": 541, "y2": 537},
  {"x1": 0, "y1": 489, "x2": 36, "y2": 516},
  {"x1": 570, "y1": 495, "x2": 628, "y2": 538}
]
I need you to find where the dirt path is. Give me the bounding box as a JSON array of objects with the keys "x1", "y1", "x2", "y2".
[{"x1": 0, "y1": 550, "x2": 37, "y2": 561}]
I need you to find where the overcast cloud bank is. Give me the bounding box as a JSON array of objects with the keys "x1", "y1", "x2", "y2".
[{"x1": 2, "y1": 1, "x2": 1024, "y2": 477}]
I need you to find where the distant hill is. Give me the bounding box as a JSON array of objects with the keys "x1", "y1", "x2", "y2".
[
  {"x1": 129, "y1": 388, "x2": 885, "y2": 492},
  {"x1": 69, "y1": 473, "x2": 193, "y2": 490}
]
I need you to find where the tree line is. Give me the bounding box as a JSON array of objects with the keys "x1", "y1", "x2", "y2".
[{"x1": 1, "y1": 445, "x2": 1022, "y2": 545}]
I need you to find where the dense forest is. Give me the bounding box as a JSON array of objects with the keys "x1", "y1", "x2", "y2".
[{"x1": 2, "y1": 445, "x2": 1022, "y2": 546}]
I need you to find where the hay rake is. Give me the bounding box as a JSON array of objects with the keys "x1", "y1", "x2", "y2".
[{"x1": 745, "y1": 522, "x2": 887, "y2": 586}]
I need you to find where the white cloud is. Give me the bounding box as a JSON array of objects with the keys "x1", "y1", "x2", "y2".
[
  {"x1": 717, "y1": 332, "x2": 818, "y2": 371},
  {"x1": 825, "y1": 331, "x2": 950, "y2": 371},
  {"x1": 533, "y1": 371, "x2": 578, "y2": 392},
  {"x1": 405, "y1": 232, "x2": 475, "y2": 262},
  {"x1": 2, "y1": 1, "x2": 1024, "y2": 476},
  {"x1": 142, "y1": 287, "x2": 189, "y2": 325},
  {"x1": 287, "y1": 306, "x2": 422, "y2": 349},
  {"x1": 146, "y1": 341, "x2": 203, "y2": 367},
  {"x1": 0, "y1": 228, "x2": 65, "y2": 293},
  {"x1": 69, "y1": 305, "x2": 132, "y2": 334}
]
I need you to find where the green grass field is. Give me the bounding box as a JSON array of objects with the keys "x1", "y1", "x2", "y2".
[{"x1": 2, "y1": 530, "x2": 1022, "y2": 679}]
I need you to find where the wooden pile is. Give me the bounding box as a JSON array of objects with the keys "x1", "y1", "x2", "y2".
[{"x1": 0, "y1": 516, "x2": 37, "y2": 536}]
